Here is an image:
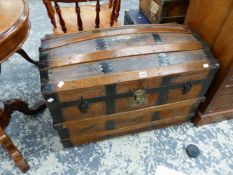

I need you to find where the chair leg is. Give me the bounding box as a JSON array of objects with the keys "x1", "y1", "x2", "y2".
[
  {"x1": 0, "y1": 127, "x2": 30, "y2": 173},
  {"x1": 16, "y1": 48, "x2": 39, "y2": 66}
]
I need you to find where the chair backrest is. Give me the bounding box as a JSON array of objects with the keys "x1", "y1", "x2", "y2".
[{"x1": 42, "y1": 0, "x2": 121, "y2": 33}]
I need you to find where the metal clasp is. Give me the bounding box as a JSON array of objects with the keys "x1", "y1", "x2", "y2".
[
  {"x1": 183, "y1": 80, "x2": 193, "y2": 94},
  {"x1": 129, "y1": 89, "x2": 148, "y2": 107}
]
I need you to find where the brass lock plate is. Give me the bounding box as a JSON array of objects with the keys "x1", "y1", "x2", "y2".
[{"x1": 129, "y1": 89, "x2": 148, "y2": 107}]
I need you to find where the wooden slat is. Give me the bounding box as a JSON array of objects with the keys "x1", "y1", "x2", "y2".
[
  {"x1": 193, "y1": 108, "x2": 233, "y2": 126},
  {"x1": 42, "y1": 59, "x2": 210, "y2": 93},
  {"x1": 42, "y1": 23, "x2": 186, "y2": 41},
  {"x1": 56, "y1": 98, "x2": 203, "y2": 128},
  {"x1": 63, "y1": 113, "x2": 194, "y2": 145},
  {"x1": 46, "y1": 41, "x2": 202, "y2": 69},
  {"x1": 59, "y1": 104, "x2": 194, "y2": 138},
  {"x1": 40, "y1": 26, "x2": 191, "y2": 51}
]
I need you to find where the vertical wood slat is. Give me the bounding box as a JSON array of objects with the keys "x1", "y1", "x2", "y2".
[
  {"x1": 43, "y1": 0, "x2": 57, "y2": 28},
  {"x1": 109, "y1": 0, "x2": 113, "y2": 8},
  {"x1": 110, "y1": 0, "x2": 117, "y2": 26},
  {"x1": 75, "y1": 2, "x2": 83, "y2": 31},
  {"x1": 95, "y1": 0, "x2": 100, "y2": 28},
  {"x1": 115, "y1": 0, "x2": 121, "y2": 22},
  {"x1": 43, "y1": 0, "x2": 120, "y2": 33},
  {"x1": 54, "y1": 1, "x2": 67, "y2": 33}
]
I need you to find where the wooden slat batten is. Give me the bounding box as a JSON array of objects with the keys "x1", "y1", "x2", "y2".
[
  {"x1": 40, "y1": 26, "x2": 191, "y2": 51},
  {"x1": 62, "y1": 113, "x2": 195, "y2": 144},
  {"x1": 41, "y1": 60, "x2": 212, "y2": 94},
  {"x1": 42, "y1": 23, "x2": 186, "y2": 41},
  {"x1": 42, "y1": 41, "x2": 203, "y2": 69},
  {"x1": 54, "y1": 98, "x2": 204, "y2": 128}
]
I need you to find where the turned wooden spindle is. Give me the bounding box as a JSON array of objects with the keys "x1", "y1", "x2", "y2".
[
  {"x1": 110, "y1": 0, "x2": 117, "y2": 26},
  {"x1": 109, "y1": 0, "x2": 113, "y2": 8},
  {"x1": 43, "y1": 0, "x2": 57, "y2": 28},
  {"x1": 75, "y1": 2, "x2": 83, "y2": 31},
  {"x1": 115, "y1": 0, "x2": 121, "y2": 22},
  {"x1": 95, "y1": 0, "x2": 101, "y2": 28},
  {"x1": 0, "y1": 128, "x2": 29, "y2": 173},
  {"x1": 54, "y1": 1, "x2": 67, "y2": 33},
  {"x1": 42, "y1": 0, "x2": 121, "y2": 34}
]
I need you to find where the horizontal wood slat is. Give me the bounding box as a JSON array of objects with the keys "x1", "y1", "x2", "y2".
[
  {"x1": 45, "y1": 41, "x2": 202, "y2": 69},
  {"x1": 55, "y1": 98, "x2": 204, "y2": 128},
  {"x1": 40, "y1": 25, "x2": 190, "y2": 50},
  {"x1": 62, "y1": 113, "x2": 194, "y2": 145},
  {"x1": 42, "y1": 23, "x2": 186, "y2": 40},
  {"x1": 42, "y1": 60, "x2": 210, "y2": 93}
]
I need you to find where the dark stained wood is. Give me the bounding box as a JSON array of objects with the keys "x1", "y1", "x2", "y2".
[
  {"x1": 0, "y1": 100, "x2": 46, "y2": 172},
  {"x1": 75, "y1": 2, "x2": 83, "y2": 31},
  {"x1": 43, "y1": 0, "x2": 57, "y2": 28},
  {"x1": 42, "y1": 0, "x2": 121, "y2": 34},
  {"x1": 39, "y1": 24, "x2": 219, "y2": 146},
  {"x1": 16, "y1": 48, "x2": 39, "y2": 66},
  {"x1": 115, "y1": 0, "x2": 121, "y2": 22},
  {"x1": 95, "y1": 0, "x2": 100, "y2": 28},
  {"x1": 54, "y1": 1, "x2": 67, "y2": 33},
  {"x1": 110, "y1": 0, "x2": 117, "y2": 26},
  {"x1": 186, "y1": 0, "x2": 233, "y2": 125}
]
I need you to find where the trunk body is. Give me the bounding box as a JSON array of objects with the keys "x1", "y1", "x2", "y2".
[{"x1": 39, "y1": 24, "x2": 219, "y2": 146}]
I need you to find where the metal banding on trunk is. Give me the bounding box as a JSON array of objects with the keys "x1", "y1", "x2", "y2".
[
  {"x1": 38, "y1": 25, "x2": 219, "y2": 146},
  {"x1": 105, "y1": 84, "x2": 117, "y2": 115}
]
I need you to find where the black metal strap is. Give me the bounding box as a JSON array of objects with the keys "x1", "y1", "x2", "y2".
[
  {"x1": 105, "y1": 84, "x2": 117, "y2": 115},
  {"x1": 96, "y1": 38, "x2": 107, "y2": 50}
]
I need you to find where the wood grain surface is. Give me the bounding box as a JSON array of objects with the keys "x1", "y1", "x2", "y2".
[
  {"x1": 186, "y1": 0, "x2": 233, "y2": 125},
  {"x1": 0, "y1": 0, "x2": 30, "y2": 63}
]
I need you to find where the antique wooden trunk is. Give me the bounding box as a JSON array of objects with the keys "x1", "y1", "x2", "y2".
[
  {"x1": 39, "y1": 24, "x2": 219, "y2": 147},
  {"x1": 139, "y1": 0, "x2": 190, "y2": 24}
]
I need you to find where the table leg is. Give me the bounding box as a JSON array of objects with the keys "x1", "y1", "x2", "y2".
[
  {"x1": 16, "y1": 48, "x2": 39, "y2": 66},
  {"x1": 0, "y1": 100, "x2": 46, "y2": 173},
  {"x1": 0, "y1": 128, "x2": 30, "y2": 173}
]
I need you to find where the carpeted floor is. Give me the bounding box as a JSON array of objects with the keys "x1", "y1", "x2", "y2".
[{"x1": 0, "y1": 0, "x2": 233, "y2": 174}]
